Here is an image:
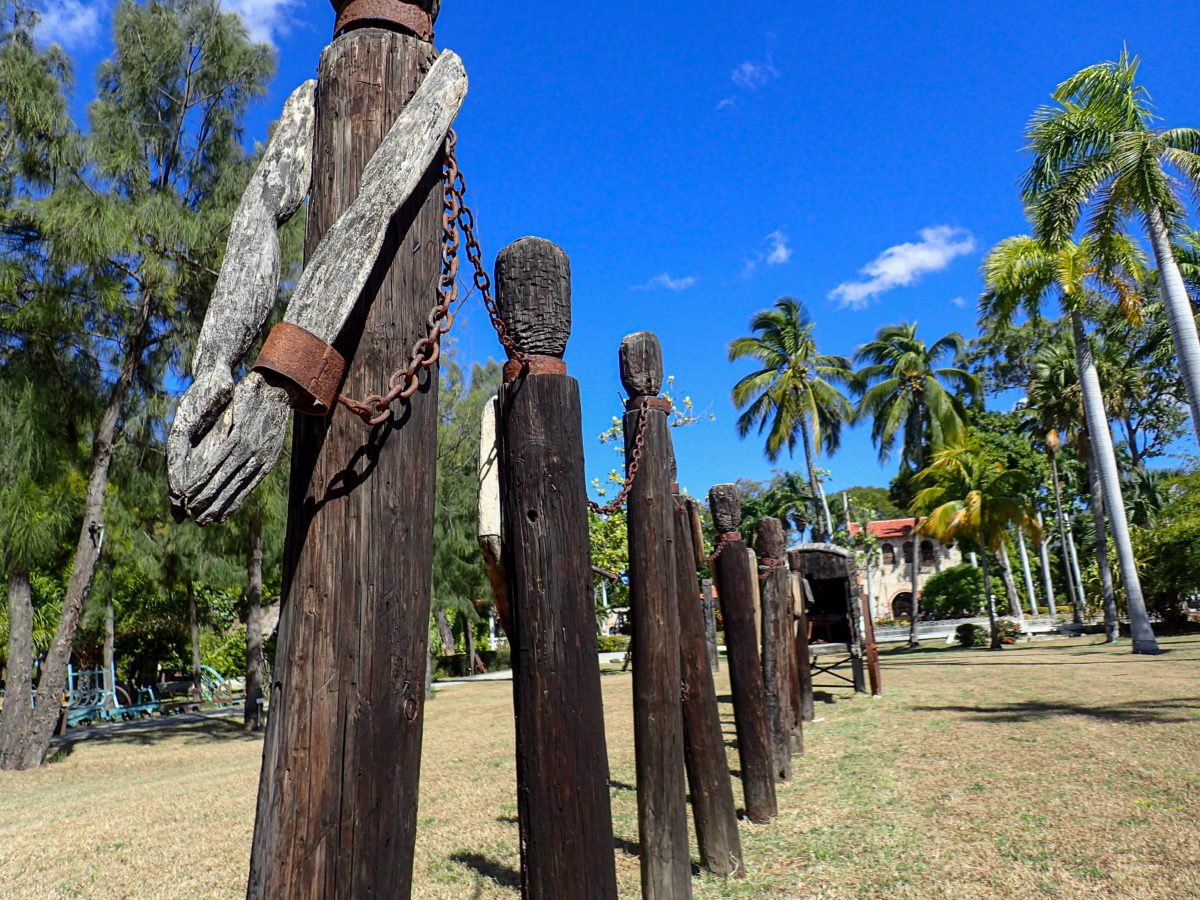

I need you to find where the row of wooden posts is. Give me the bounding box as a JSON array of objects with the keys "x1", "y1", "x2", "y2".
[
  {"x1": 243, "y1": 18, "x2": 879, "y2": 897},
  {"x1": 484, "y1": 236, "x2": 883, "y2": 898}
]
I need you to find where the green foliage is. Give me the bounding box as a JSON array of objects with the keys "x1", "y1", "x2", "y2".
[
  {"x1": 596, "y1": 635, "x2": 630, "y2": 653},
  {"x1": 956, "y1": 623, "x2": 988, "y2": 648},
  {"x1": 737, "y1": 472, "x2": 813, "y2": 544},
  {"x1": 589, "y1": 508, "x2": 629, "y2": 618},
  {"x1": 728, "y1": 297, "x2": 853, "y2": 462},
  {"x1": 853, "y1": 322, "x2": 978, "y2": 470},
  {"x1": 923, "y1": 564, "x2": 986, "y2": 619},
  {"x1": 1124, "y1": 470, "x2": 1200, "y2": 624},
  {"x1": 994, "y1": 618, "x2": 1021, "y2": 645},
  {"x1": 200, "y1": 624, "x2": 246, "y2": 677}
]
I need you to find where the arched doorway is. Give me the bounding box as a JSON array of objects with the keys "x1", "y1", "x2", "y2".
[{"x1": 891, "y1": 591, "x2": 914, "y2": 621}]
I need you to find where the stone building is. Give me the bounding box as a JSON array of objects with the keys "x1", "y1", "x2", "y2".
[{"x1": 849, "y1": 518, "x2": 964, "y2": 622}]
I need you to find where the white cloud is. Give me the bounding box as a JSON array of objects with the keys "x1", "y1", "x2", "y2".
[
  {"x1": 765, "y1": 229, "x2": 792, "y2": 266},
  {"x1": 732, "y1": 58, "x2": 780, "y2": 89},
  {"x1": 221, "y1": 0, "x2": 299, "y2": 46},
  {"x1": 35, "y1": 0, "x2": 104, "y2": 48},
  {"x1": 634, "y1": 273, "x2": 698, "y2": 292},
  {"x1": 950, "y1": 296, "x2": 969, "y2": 309},
  {"x1": 829, "y1": 226, "x2": 977, "y2": 310},
  {"x1": 715, "y1": 97, "x2": 736, "y2": 111}
]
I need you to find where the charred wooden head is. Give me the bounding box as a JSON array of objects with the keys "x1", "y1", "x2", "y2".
[
  {"x1": 756, "y1": 516, "x2": 786, "y2": 559},
  {"x1": 708, "y1": 483, "x2": 742, "y2": 536},
  {"x1": 619, "y1": 331, "x2": 663, "y2": 399},
  {"x1": 494, "y1": 237, "x2": 572, "y2": 362}
]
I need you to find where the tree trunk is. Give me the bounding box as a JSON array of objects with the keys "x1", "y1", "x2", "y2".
[
  {"x1": 1146, "y1": 206, "x2": 1200, "y2": 446},
  {"x1": 1036, "y1": 511, "x2": 1057, "y2": 618},
  {"x1": 1048, "y1": 452, "x2": 1082, "y2": 623},
  {"x1": 248, "y1": 27, "x2": 442, "y2": 897},
  {"x1": 1066, "y1": 527, "x2": 1088, "y2": 616},
  {"x1": 1080, "y1": 441, "x2": 1119, "y2": 643},
  {"x1": 1016, "y1": 528, "x2": 1038, "y2": 615},
  {"x1": 103, "y1": 596, "x2": 115, "y2": 697},
  {"x1": 434, "y1": 609, "x2": 455, "y2": 659},
  {"x1": 907, "y1": 529, "x2": 920, "y2": 648},
  {"x1": 245, "y1": 512, "x2": 265, "y2": 731},
  {"x1": 0, "y1": 294, "x2": 149, "y2": 771},
  {"x1": 981, "y1": 551, "x2": 999, "y2": 649},
  {"x1": 0, "y1": 571, "x2": 36, "y2": 765},
  {"x1": 996, "y1": 545, "x2": 1026, "y2": 635},
  {"x1": 188, "y1": 580, "x2": 201, "y2": 701},
  {"x1": 1070, "y1": 311, "x2": 1159, "y2": 653},
  {"x1": 798, "y1": 416, "x2": 830, "y2": 542}
]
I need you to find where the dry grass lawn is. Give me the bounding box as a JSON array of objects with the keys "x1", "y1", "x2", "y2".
[{"x1": 2, "y1": 634, "x2": 1199, "y2": 898}]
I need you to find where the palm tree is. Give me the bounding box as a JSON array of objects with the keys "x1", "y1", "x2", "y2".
[
  {"x1": 853, "y1": 323, "x2": 979, "y2": 644},
  {"x1": 913, "y1": 441, "x2": 1040, "y2": 649},
  {"x1": 1026, "y1": 332, "x2": 1118, "y2": 639},
  {"x1": 729, "y1": 298, "x2": 854, "y2": 542},
  {"x1": 981, "y1": 234, "x2": 1160, "y2": 653},
  {"x1": 1026, "y1": 49, "x2": 1200, "y2": 444}
]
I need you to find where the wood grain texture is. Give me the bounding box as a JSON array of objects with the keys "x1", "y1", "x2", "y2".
[
  {"x1": 247, "y1": 29, "x2": 441, "y2": 899},
  {"x1": 495, "y1": 239, "x2": 617, "y2": 900},
  {"x1": 493, "y1": 238, "x2": 571, "y2": 357},
  {"x1": 619, "y1": 331, "x2": 664, "y2": 397},
  {"x1": 701, "y1": 576, "x2": 719, "y2": 673},
  {"x1": 755, "y1": 518, "x2": 792, "y2": 782},
  {"x1": 674, "y1": 496, "x2": 743, "y2": 877},
  {"x1": 168, "y1": 51, "x2": 466, "y2": 526},
  {"x1": 625, "y1": 372, "x2": 692, "y2": 899},
  {"x1": 707, "y1": 486, "x2": 777, "y2": 824}
]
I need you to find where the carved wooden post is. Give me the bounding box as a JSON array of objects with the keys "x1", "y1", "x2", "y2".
[
  {"x1": 701, "y1": 577, "x2": 719, "y2": 672},
  {"x1": 621, "y1": 332, "x2": 692, "y2": 899},
  {"x1": 708, "y1": 485, "x2": 777, "y2": 823},
  {"x1": 756, "y1": 518, "x2": 792, "y2": 781},
  {"x1": 494, "y1": 237, "x2": 618, "y2": 900},
  {"x1": 788, "y1": 553, "x2": 815, "y2": 723},
  {"x1": 248, "y1": 12, "x2": 444, "y2": 898},
  {"x1": 673, "y1": 493, "x2": 743, "y2": 877}
]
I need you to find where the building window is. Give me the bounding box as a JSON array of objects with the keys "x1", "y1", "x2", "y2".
[
  {"x1": 902, "y1": 541, "x2": 913, "y2": 565},
  {"x1": 920, "y1": 540, "x2": 936, "y2": 565},
  {"x1": 881, "y1": 543, "x2": 895, "y2": 565}
]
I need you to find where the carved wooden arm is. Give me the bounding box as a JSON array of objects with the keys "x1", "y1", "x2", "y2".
[
  {"x1": 477, "y1": 394, "x2": 512, "y2": 638},
  {"x1": 168, "y1": 50, "x2": 468, "y2": 525}
]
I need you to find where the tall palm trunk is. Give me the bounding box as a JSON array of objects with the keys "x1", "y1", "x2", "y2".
[
  {"x1": 245, "y1": 512, "x2": 265, "y2": 731},
  {"x1": 1066, "y1": 528, "x2": 1088, "y2": 615},
  {"x1": 1048, "y1": 452, "x2": 1082, "y2": 623},
  {"x1": 1016, "y1": 528, "x2": 1039, "y2": 615},
  {"x1": 0, "y1": 295, "x2": 150, "y2": 771},
  {"x1": 997, "y1": 545, "x2": 1026, "y2": 635},
  {"x1": 0, "y1": 572, "x2": 35, "y2": 763},
  {"x1": 1036, "y1": 512, "x2": 1057, "y2": 617},
  {"x1": 980, "y1": 551, "x2": 1000, "y2": 649},
  {"x1": 907, "y1": 531, "x2": 920, "y2": 648},
  {"x1": 798, "y1": 416, "x2": 830, "y2": 542},
  {"x1": 1070, "y1": 311, "x2": 1159, "y2": 654},
  {"x1": 1146, "y1": 207, "x2": 1200, "y2": 445},
  {"x1": 1080, "y1": 439, "x2": 1119, "y2": 643},
  {"x1": 188, "y1": 580, "x2": 201, "y2": 701}
]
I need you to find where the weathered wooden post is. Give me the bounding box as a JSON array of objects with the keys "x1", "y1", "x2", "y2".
[
  {"x1": 702, "y1": 577, "x2": 719, "y2": 672},
  {"x1": 756, "y1": 517, "x2": 793, "y2": 781},
  {"x1": 673, "y1": 492, "x2": 743, "y2": 876},
  {"x1": 788, "y1": 554, "x2": 815, "y2": 724},
  {"x1": 248, "y1": 7, "x2": 448, "y2": 897},
  {"x1": 621, "y1": 332, "x2": 692, "y2": 899},
  {"x1": 707, "y1": 484, "x2": 777, "y2": 823},
  {"x1": 494, "y1": 237, "x2": 619, "y2": 899}
]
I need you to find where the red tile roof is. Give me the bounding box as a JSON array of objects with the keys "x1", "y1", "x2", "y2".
[{"x1": 847, "y1": 517, "x2": 921, "y2": 540}]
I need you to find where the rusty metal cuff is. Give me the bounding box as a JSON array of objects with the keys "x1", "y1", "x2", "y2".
[
  {"x1": 332, "y1": 0, "x2": 434, "y2": 40},
  {"x1": 625, "y1": 395, "x2": 671, "y2": 413},
  {"x1": 503, "y1": 355, "x2": 567, "y2": 382},
  {"x1": 252, "y1": 323, "x2": 347, "y2": 417},
  {"x1": 719, "y1": 531, "x2": 744, "y2": 544}
]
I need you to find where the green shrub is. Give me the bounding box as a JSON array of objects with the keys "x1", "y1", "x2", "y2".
[
  {"x1": 596, "y1": 634, "x2": 630, "y2": 653},
  {"x1": 956, "y1": 623, "x2": 987, "y2": 648},
  {"x1": 922, "y1": 564, "x2": 985, "y2": 618},
  {"x1": 995, "y1": 618, "x2": 1021, "y2": 645}
]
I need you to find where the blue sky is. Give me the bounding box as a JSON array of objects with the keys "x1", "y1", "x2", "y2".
[{"x1": 42, "y1": 0, "x2": 1200, "y2": 500}]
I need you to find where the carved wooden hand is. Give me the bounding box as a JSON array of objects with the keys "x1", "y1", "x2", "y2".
[{"x1": 168, "y1": 50, "x2": 468, "y2": 525}]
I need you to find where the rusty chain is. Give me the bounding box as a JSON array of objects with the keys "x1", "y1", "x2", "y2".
[
  {"x1": 758, "y1": 556, "x2": 788, "y2": 583},
  {"x1": 338, "y1": 130, "x2": 527, "y2": 425},
  {"x1": 587, "y1": 398, "x2": 651, "y2": 516},
  {"x1": 338, "y1": 130, "x2": 654, "y2": 511}
]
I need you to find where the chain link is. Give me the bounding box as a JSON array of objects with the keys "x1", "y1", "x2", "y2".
[
  {"x1": 587, "y1": 398, "x2": 652, "y2": 516},
  {"x1": 338, "y1": 130, "x2": 527, "y2": 425}
]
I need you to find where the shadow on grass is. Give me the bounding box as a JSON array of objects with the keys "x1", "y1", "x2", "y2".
[
  {"x1": 52, "y1": 714, "x2": 259, "y2": 750},
  {"x1": 915, "y1": 696, "x2": 1200, "y2": 724},
  {"x1": 450, "y1": 852, "x2": 520, "y2": 889}
]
